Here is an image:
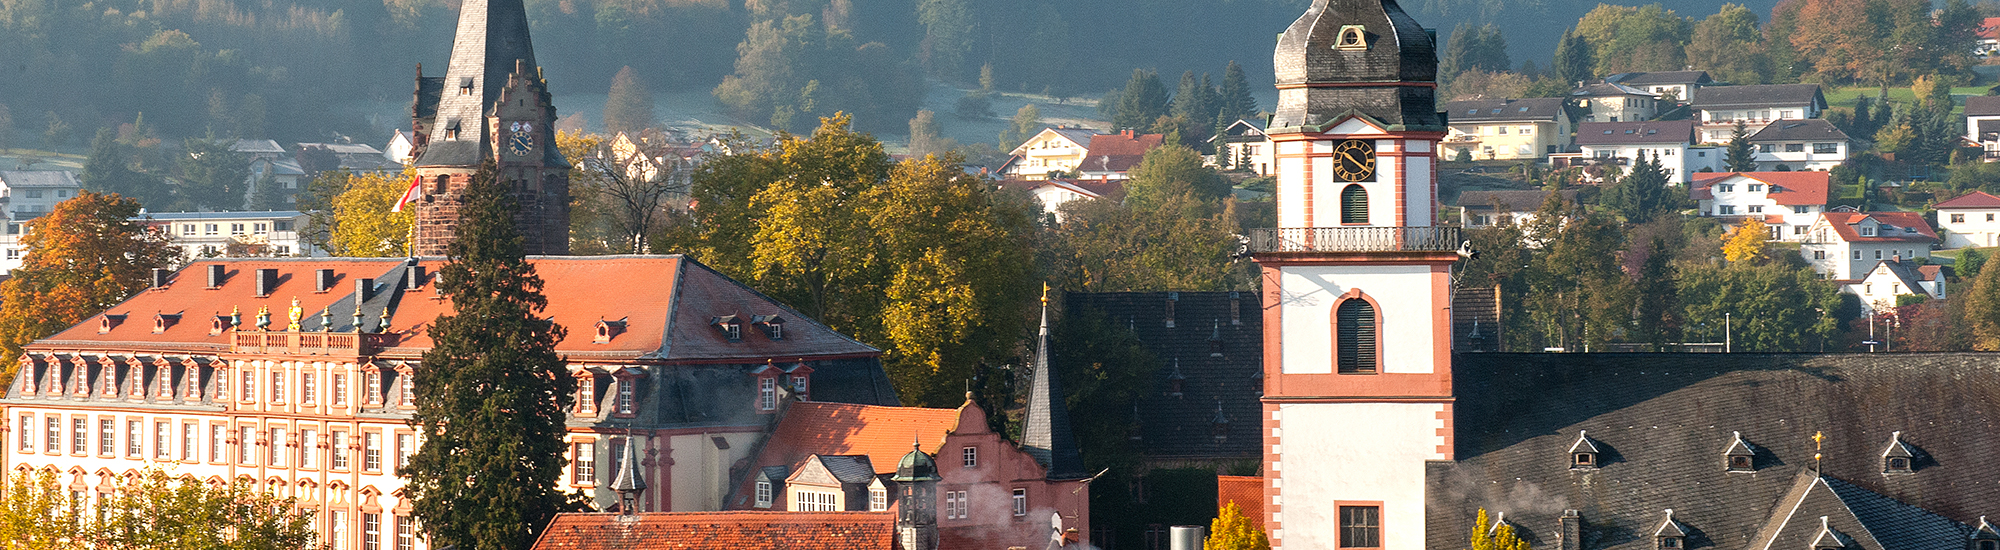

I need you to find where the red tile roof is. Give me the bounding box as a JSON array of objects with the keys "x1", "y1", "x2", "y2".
[
  {"x1": 728, "y1": 401, "x2": 966, "y2": 509},
  {"x1": 531, "y1": 511, "x2": 894, "y2": 550},
  {"x1": 1079, "y1": 131, "x2": 1164, "y2": 173},
  {"x1": 1935, "y1": 191, "x2": 2000, "y2": 209},
  {"x1": 1218, "y1": 475, "x2": 1265, "y2": 529},
  {"x1": 1981, "y1": 17, "x2": 2000, "y2": 40},
  {"x1": 1819, "y1": 212, "x2": 1938, "y2": 243},
  {"x1": 1688, "y1": 172, "x2": 1830, "y2": 206},
  {"x1": 35, "y1": 256, "x2": 879, "y2": 362}
]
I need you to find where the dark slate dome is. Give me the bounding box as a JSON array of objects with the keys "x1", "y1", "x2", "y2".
[
  {"x1": 893, "y1": 446, "x2": 941, "y2": 482},
  {"x1": 1271, "y1": 0, "x2": 1443, "y2": 131}
]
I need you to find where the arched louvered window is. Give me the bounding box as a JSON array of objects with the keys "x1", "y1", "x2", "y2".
[
  {"x1": 1336, "y1": 298, "x2": 1377, "y2": 374},
  {"x1": 1341, "y1": 184, "x2": 1369, "y2": 224}
]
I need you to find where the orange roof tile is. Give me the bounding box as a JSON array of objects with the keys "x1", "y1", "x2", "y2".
[
  {"x1": 1936, "y1": 191, "x2": 2000, "y2": 209},
  {"x1": 1819, "y1": 212, "x2": 1938, "y2": 243},
  {"x1": 38, "y1": 258, "x2": 406, "y2": 349},
  {"x1": 531, "y1": 511, "x2": 894, "y2": 550},
  {"x1": 756, "y1": 402, "x2": 962, "y2": 475},
  {"x1": 1218, "y1": 475, "x2": 1265, "y2": 529}
]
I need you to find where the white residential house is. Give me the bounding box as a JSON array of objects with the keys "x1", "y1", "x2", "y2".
[
  {"x1": 1441, "y1": 97, "x2": 1575, "y2": 160},
  {"x1": 1208, "y1": 119, "x2": 1274, "y2": 175},
  {"x1": 139, "y1": 211, "x2": 324, "y2": 259},
  {"x1": 1692, "y1": 84, "x2": 1827, "y2": 143},
  {"x1": 1603, "y1": 71, "x2": 1713, "y2": 104},
  {"x1": 1747, "y1": 119, "x2": 1850, "y2": 171},
  {"x1": 1458, "y1": 189, "x2": 1577, "y2": 228},
  {"x1": 1934, "y1": 191, "x2": 2000, "y2": 248},
  {"x1": 1690, "y1": 172, "x2": 1829, "y2": 241},
  {"x1": 998, "y1": 127, "x2": 1099, "y2": 180},
  {"x1": 1799, "y1": 211, "x2": 1937, "y2": 280},
  {"x1": 1964, "y1": 96, "x2": 2000, "y2": 161},
  {"x1": 1570, "y1": 82, "x2": 1660, "y2": 122},
  {"x1": 1846, "y1": 259, "x2": 1946, "y2": 313},
  {"x1": 385, "y1": 130, "x2": 416, "y2": 165},
  {"x1": 1572, "y1": 120, "x2": 1726, "y2": 184},
  {"x1": 994, "y1": 178, "x2": 1122, "y2": 222},
  {"x1": 0, "y1": 170, "x2": 85, "y2": 271}
]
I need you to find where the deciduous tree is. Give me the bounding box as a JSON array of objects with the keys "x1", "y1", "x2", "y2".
[
  {"x1": 2, "y1": 469, "x2": 314, "y2": 549},
  {"x1": 1206, "y1": 501, "x2": 1271, "y2": 550},
  {"x1": 326, "y1": 169, "x2": 416, "y2": 257},
  {"x1": 1125, "y1": 144, "x2": 1231, "y2": 208},
  {"x1": 1723, "y1": 217, "x2": 1770, "y2": 263},
  {"x1": 0, "y1": 191, "x2": 180, "y2": 385},
  {"x1": 603, "y1": 66, "x2": 657, "y2": 135},
  {"x1": 405, "y1": 163, "x2": 580, "y2": 550},
  {"x1": 1679, "y1": 262, "x2": 1841, "y2": 351},
  {"x1": 1963, "y1": 254, "x2": 2000, "y2": 350},
  {"x1": 1686, "y1": 4, "x2": 1770, "y2": 85}
]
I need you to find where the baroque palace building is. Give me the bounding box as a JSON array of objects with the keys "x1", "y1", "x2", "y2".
[{"x1": 0, "y1": 1, "x2": 906, "y2": 549}]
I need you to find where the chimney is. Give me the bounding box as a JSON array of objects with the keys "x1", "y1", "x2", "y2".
[
  {"x1": 407, "y1": 265, "x2": 427, "y2": 290},
  {"x1": 150, "y1": 268, "x2": 170, "y2": 289},
  {"x1": 316, "y1": 269, "x2": 335, "y2": 292},
  {"x1": 206, "y1": 264, "x2": 225, "y2": 289},
  {"x1": 254, "y1": 268, "x2": 277, "y2": 297},
  {"x1": 1557, "y1": 509, "x2": 1583, "y2": 550},
  {"x1": 355, "y1": 278, "x2": 374, "y2": 302}
]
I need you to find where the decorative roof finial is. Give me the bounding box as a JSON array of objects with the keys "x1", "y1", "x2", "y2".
[
  {"x1": 1812, "y1": 430, "x2": 1827, "y2": 471},
  {"x1": 1041, "y1": 281, "x2": 1050, "y2": 305},
  {"x1": 286, "y1": 297, "x2": 304, "y2": 331}
]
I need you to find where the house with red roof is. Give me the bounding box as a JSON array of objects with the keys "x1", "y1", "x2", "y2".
[
  {"x1": 1800, "y1": 211, "x2": 1938, "y2": 280},
  {"x1": 1936, "y1": 191, "x2": 2000, "y2": 248},
  {"x1": 1977, "y1": 17, "x2": 2000, "y2": 57},
  {"x1": 1690, "y1": 172, "x2": 1829, "y2": 241},
  {"x1": 1076, "y1": 130, "x2": 1165, "y2": 181}
]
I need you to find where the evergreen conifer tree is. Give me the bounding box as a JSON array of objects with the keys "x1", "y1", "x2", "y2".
[
  {"x1": 1553, "y1": 28, "x2": 1595, "y2": 86},
  {"x1": 1114, "y1": 69, "x2": 1169, "y2": 131},
  {"x1": 1726, "y1": 121, "x2": 1757, "y2": 172},
  {"x1": 1218, "y1": 61, "x2": 1258, "y2": 122},
  {"x1": 405, "y1": 164, "x2": 579, "y2": 550}
]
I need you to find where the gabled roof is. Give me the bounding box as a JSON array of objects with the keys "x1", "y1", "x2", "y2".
[
  {"x1": 1654, "y1": 510, "x2": 1689, "y2": 537},
  {"x1": 1817, "y1": 211, "x2": 1938, "y2": 243},
  {"x1": 993, "y1": 178, "x2": 1123, "y2": 200},
  {"x1": 1567, "y1": 430, "x2": 1600, "y2": 454},
  {"x1": 1606, "y1": 71, "x2": 1714, "y2": 86},
  {"x1": 1444, "y1": 98, "x2": 1568, "y2": 123},
  {"x1": 531, "y1": 511, "x2": 894, "y2": 550},
  {"x1": 1009, "y1": 127, "x2": 1098, "y2": 156},
  {"x1": 1966, "y1": 96, "x2": 2000, "y2": 117},
  {"x1": 1935, "y1": 191, "x2": 2000, "y2": 209},
  {"x1": 1694, "y1": 84, "x2": 1825, "y2": 110},
  {"x1": 790, "y1": 455, "x2": 877, "y2": 486},
  {"x1": 1749, "y1": 119, "x2": 1850, "y2": 142},
  {"x1": 230, "y1": 139, "x2": 287, "y2": 154},
  {"x1": 1690, "y1": 172, "x2": 1830, "y2": 206},
  {"x1": 30, "y1": 256, "x2": 880, "y2": 361},
  {"x1": 751, "y1": 402, "x2": 962, "y2": 477},
  {"x1": 1078, "y1": 131, "x2": 1163, "y2": 173},
  {"x1": 1576, "y1": 120, "x2": 1696, "y2": 146},
  {"x1": 1208, "y1": 119, "x2": 1267, "y2": 143},
  {"x1": 1571, "y1": 82, "x2": 1657, "y2": 98},
  {"x1": 1724, "y1": 431, "x2": 1755, "y2": 457},
  {"x1": 0, "y1": 170, "x2": 81, "y2": 189},
  {"x1": 1881, "y1": 431, "x2": 1916, "y2": 459}
]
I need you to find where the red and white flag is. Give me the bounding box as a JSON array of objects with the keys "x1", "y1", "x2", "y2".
[{"x1": 392, "y1": 176, "x2": 422, "y2": 212}]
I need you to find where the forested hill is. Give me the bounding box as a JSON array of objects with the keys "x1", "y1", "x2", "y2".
[{"x1": 0, "y1": 0, "x2": 1779, "y2": 144}]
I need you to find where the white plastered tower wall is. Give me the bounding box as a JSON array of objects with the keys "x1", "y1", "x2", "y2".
[{"x1": 1258, "y1": 0, "x2": 1457, "y2": 547}]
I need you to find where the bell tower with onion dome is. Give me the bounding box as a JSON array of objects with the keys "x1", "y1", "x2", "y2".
[{"x1": 1251, "y1": 0, "x2": 1459, "y2": 548}]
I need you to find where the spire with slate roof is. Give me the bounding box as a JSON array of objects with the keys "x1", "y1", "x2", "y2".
[
  {"x1": 610, "y1": 436, "x2": 646, "y2": 514},
  {"x1": 1022, "y1": 284, "x2": 1085, "y2": 480},
  {"x1": 430, "y1": 0, "x2": 538, "y2": 149}
]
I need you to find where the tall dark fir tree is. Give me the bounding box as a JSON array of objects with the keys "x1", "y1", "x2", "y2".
[{"x1": 404, "y1": 164, "x2": 579, "y2": 550}]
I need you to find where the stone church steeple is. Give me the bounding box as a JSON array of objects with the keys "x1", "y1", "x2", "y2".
[{"x1": 408, "y1": 0, "x2": 570, "y2": 255}]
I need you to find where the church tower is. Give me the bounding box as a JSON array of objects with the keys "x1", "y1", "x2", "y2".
[
  {"x1": 1253, "y1": 1, "x2": 1455, "y2": 549},
  {"x1": 408, "y1": 0, "x2": 570, "y2": 255}
]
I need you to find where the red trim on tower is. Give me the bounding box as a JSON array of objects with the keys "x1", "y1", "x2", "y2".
[{"x1": 1394, "y1": 151, "x2": 1407, "y2": 226}]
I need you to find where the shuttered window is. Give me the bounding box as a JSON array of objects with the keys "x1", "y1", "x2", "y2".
[
  {"x1": 1337, "y1": 299, "x2": 1377, "y2": 374},
  {"x1": 1341, "y1": 184, "x2": 1368, "y2": 224}
]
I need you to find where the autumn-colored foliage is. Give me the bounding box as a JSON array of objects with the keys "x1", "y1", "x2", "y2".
[
  {"x1": 1205, "y1": 501, "x2": 1270, "y2": 550},
  {"x1": 0, "y1": 191, "x2": 180, "y2": 386},
  {"x1": 327, "y1": 168, "x2": 417, "y2": 257},
  {"x1": 1470, "y1": 508, "x2": 1531, "y2": 550},
  {"x1": 1723, "y1": 217, "x2": 1770, "y2": 264}
]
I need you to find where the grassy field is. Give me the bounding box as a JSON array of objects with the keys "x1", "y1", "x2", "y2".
[{"x1": 1823, "y1": 86, "x2": 1988, "y2": 109}]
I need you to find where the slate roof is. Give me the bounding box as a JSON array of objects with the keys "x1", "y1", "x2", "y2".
[
  {"x1": 794, "y1": 455, "x2": 878, "y2": 485},
  {"x1": 1576, "y1": 121, "x2": 1697, "y2": 146},
  {"x1": 1022, "y1": 298, "x2": 1085, "y2": 479},
  {"x1": 1445, "y1": 98, "x2": 1568, "y2": 123},
  {"x1": 1934, "y1": 191, "x2": 2000, "y2": 209},
  {"x1": 229, "y1": 139, "x2": 287, "y2": 155},
  {"x1": 1689, "y1": 172, "x2": 1830, "y2": 206},
  {"x1": 1965, "y1": 96, "x2": 2000, "y2": 117},
  {"x1": 1817, "y1": 211, "x2": 1938, "y2": 243},
  {"x1": 0, "y1": 170, "x2": 81, "y2": 189},
  {"x1": 530, "y1": 511, "x2": 894, "y2": 550},
  {"x1": 1693, "y1": 84, "x2": 1825, "y2": 110},
  {"x1": 1571, "y1": 82, "x2": 1656, "y2": 98},
  {"x1": 1064, "y1": 292, "x2": 1262, "y2": 461},
  {"x1": 1748, "y1": 119, "x2": 1850, "y2": 142},
  {"x1": 1605, "y1": 71, "x2": 1713, "y2": 86},
  {"x1": 1270, "y1": 0, "x2": 1440, "y2": 130},
  {"x1": 1429, "y1": 353, "x2": 2000, "y2": 550}
]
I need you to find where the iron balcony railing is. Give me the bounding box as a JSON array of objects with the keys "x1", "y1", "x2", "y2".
[{"x1": 1248, "y1": 226, "x2": 1462, "y2": 253}]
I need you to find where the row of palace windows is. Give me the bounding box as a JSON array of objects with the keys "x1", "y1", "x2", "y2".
[{"x1": 14, "y1": 412, "x2": 409, "y2": 475}]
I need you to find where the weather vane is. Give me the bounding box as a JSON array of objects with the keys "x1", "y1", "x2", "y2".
[{"x1": 1812, "y1": 431, "x2": 1826, "y2": 471}]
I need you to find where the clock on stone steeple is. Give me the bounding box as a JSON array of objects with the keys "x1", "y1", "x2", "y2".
[
  {"x1": 407, "y1": 0, "x2": 571, "y2": 256},
  {"x1": 1250, "y1": 0, "x2": 1459, "y2": 548}
]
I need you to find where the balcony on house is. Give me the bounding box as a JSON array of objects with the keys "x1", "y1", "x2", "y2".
[{"x1": 1248, "y1": 226, "x2": 1461, "y2": 253}]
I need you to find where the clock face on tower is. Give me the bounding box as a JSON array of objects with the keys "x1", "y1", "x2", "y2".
[
  {"x1": 508, "y1": 121, "x2": 536, "y2": 157},
  {"x1": 1332, "y1": 139, "x2": 1376, "y2": 182}
]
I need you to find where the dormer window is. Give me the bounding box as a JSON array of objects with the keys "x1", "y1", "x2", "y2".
[
  {"x1": 755, "y1": 478, "x2": 773, "y2": 508},
  {"x1": 1882, "y1": 431, "x2": 1916, "y2": 474},
  {"x1": 574, "y1": 372, "x2": 598, "y2": 414},
  {"x1": 1569, "y1": 431, "x2": 1601, "y2": 470},
  {"x1": 1166, "y1": 359, "x2": 1186, "y2": 398},
  {"x1": 753, "y1": 315, "x2": 785, "y2": 340},
  {"x1": 1337, "y1": 25, "x2": 1368, "y2": 50},
  {"x1": 1970, "y1": 516, "x2": 1999, "y2": 550},
  {"x1": 444, "y1": 119, "x2": 462, "y2": 140},
  {"x1": 712, "y1": 315, "x2": 742, "y2": 342},
  {"x1": 153, "y1": 313, "x2": 181, "y2": 334},
  {"x1": 1655, "y1": 509, "x2": 1688, "y2": 550},
  {"x1": 100, "y1": 313, "x2": 126, "y2": 334},
  {"x1": 1724, "y1": 431, "x2": 1756, "y2": 472},
  {"x1": 595, "y1": 318, "x2": 627, "y2": 344},
  {"x1": 1861, "y1": 226, "x2": 1876, "y2": 236}
]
